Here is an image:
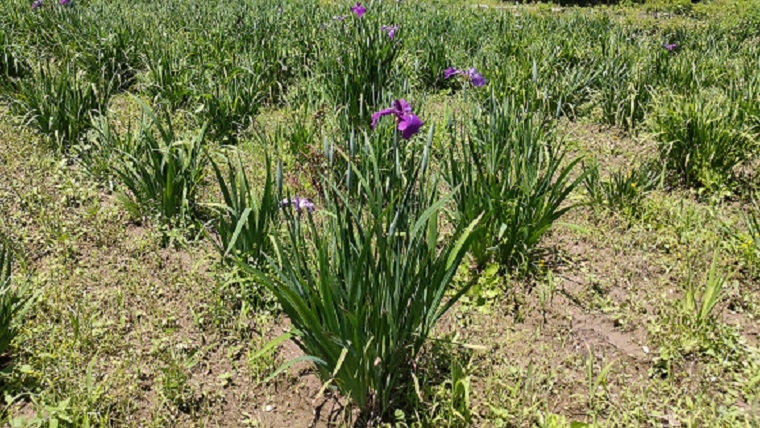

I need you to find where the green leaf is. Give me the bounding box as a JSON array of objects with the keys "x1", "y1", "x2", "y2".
[
  {"x1": 447, "y1": 213, "x2": 484, "y2": 270},
  {"x1": 225, "y1": 207, "x2": 252, "y2": 256},
  {"x1": 250, "y1": 330, "x2": 297, "y2": 361},
  {"x1": 263, "y1": 355, "x2": 327, "y2": 384}
]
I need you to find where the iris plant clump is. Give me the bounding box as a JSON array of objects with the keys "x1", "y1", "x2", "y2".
[
  {"x1": 210, "y1": 154, "x2": 279, "y2": 265},
  {"x1": 250, "y1": 131, "x2": 482, "y2": 418},
  {"x1": 444, "y1": 96, "x2": 583, "y2": 271},
  {"x1": 371, "y1": 99, "x2": 424, "y2": 139},
  {"x1": 113, "y1": 99, "x2": 208, "y2": 227}
]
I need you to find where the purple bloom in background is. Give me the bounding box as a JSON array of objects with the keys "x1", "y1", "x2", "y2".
[
  {"x1": 59, "y1": 0, "x2": 71, "y2": 4},
  {"x1": 470, "y1": 74, "x2": 487, "y2": 87},
  {"x1": 351, "y1": 2, "x2": 366, "y2": 17},
  {"x1": 372, "y1": 99, "x2": 424, "y2": 139},
  {"x1": 382, "y1": 24, "x2": 399, "y2": 39},
  {"x1": 445, "y1": 66, "x2": 487, "y2": 87},
  {"x1": 334, "y1": 14, "x2": 347, "y2": 20},
  {"x1": 32, "y1": 0, "x2": 43, "y2": 8},
  {"x1": 281, "y1": 197, "x2": 315, "y2": 212},
  {"x1": 663, "y1": 42, "x2": 678, "y2": 52},
  {"x1": 466, "y1": 68, "x2": 487, "y2": 87},
  {"x1": 444, "y1": 67, "x2": 460, "y2": 79}
]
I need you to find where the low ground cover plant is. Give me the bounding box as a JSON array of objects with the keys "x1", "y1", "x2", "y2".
[
  {"x1": 0, "y1": 240, "x2": 31, "y2": 358},
  {"x1": 583, "y1": 159, "x2": 660, "y2": 216}
]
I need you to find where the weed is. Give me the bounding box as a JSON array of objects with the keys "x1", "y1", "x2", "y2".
[
  {"x1": 583, "y1": 346, "x2": 614, "y2": 416},
  {"x1": 583, "y1": 159, "x2": 660, "y2": 216},
  {"x1": 142, "y1": 40, "x2": 193, "y2": 110},
  {"x1": 159, "y1": 349, "x2": 201, "y2": 414},
  {"x1": 195, "y1": 65, "x2": 262, "y2": 143},
  {"x1": 682, "y1": 250, "x2": 732, "y2": 329},
  {"x1": 0, "y1": 239, "x2": 31, "y2": 359},
  {"x1": 74, "y1": 115, "x2": 138, "y2": 188},
  {"x1": 736, "y1": 200, "x2": 760, "y2": 266},
  {"x1": 0, "y1": 30, "x2": 26, "y2": 85}
]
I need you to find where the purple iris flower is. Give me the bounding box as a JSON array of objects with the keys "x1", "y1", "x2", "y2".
[
  {"x1": 371, "y1": 99, "x2": 424, "y2": 140},
  {"x1": 663, "y1": 43, "x2": 678, "y2": 52},
  {"x1": 59, "y1": 0, "x2": 71, "y2": 4},
  {"x1": 281, "y1": 197, "x2": 315, "y2": 212},
  {"x1": 468, "y1": 69, "x2": 487, "y2": 87},
  {"x1": 351, "y1": 2, "x2": 367, "y2": 17},
  {"x1": 334, "y1": 14, "x2": 348, "y2": 20},
  {"x1": 397, "y1": 114, "x2": 424, "y2": 139},
  {"x1": 382, "y1": 25, "x2": 399, "y2": 39},
  {"x1": 32, "y1": 0, "x2": 43, "y2": 8},
  {"x1": 444, "y1": 67, "x2": 487, "y2": 87},
  {"x1": 371, "y1": 99, "x2": 411, "y2": 129}
]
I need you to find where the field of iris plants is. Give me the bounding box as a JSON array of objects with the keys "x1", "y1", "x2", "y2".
[{"x1": 1, "y1": 0, "x2": 760, "y2": 426}]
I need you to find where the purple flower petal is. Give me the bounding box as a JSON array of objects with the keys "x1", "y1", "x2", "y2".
[
  {"x1": 32, "y1": 0, "x2": 43, "y2": 7},
  {"x1": 397, "y1": 114, "x2": 424, "y2": 139},
  {"x1": 444, "y1": 67, "x2": 460, "y2": 79},
  {"x1": 281, "y1": 197, "x2": 315, "y2": 212},
  {"x1": 447, "y1": 66, "x2": 487, "y2": 86},
  {"x1": 392, "y1": 99, "x2": 412, "y2": 114},
  {"x1": 351, "y1": 2, "x2": 366, "y2": 17},
  {"x1": 373, "y1": 99, "x2": 423, "y2": 137},
  {"x1": 371, "y1": 108, "x2": 398, "y2": 129},
  {"x1": 59, "y1": 0, "x2": 70, "y2": 4},
  {"x1": 663, "y1": 43, "x2": 678, "y2": 51},
  {"x1": 382, "y1": 24, "x2": 398, "y2": 39},
  {"x1": 298, "y1": 199, "x2": 315, "y2": 212},
  {"x1": 470, "y1": 72, "x2": 487, "y2": 87}
]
